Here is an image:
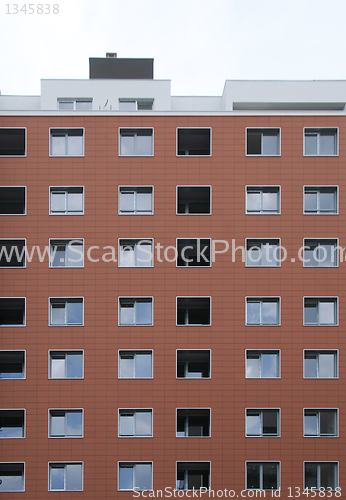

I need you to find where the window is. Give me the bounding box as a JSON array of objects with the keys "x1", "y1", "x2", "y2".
[
  {"x1": 246, "y1": 409, "x2": 280, "y2": 437},
  {"x1": 177, "y1": 128, "x2": 211, "y2": 156},
  {"x1": 177, "y1": 186, "x2": 211, "y2": 215},
  {"x1": 303, "y1": 239, "x2": 338, "y2": 267},
  {"x1": 246, "y1": 350, "x2": 280, "y2": 378},
  {"x1": 49, "y1": 239, "x2": 84, "y2": 267},
  {"x1": 0, "y1": 128, "x2": 26, "y2": 156},
  {"x1": 0, "y1": 240, "x2": 25, "y2": 267},
  {"x1": 176, "y1": 462, "x2": 210, "y2": 490},
  {"x1": 119, "y1": 298, "x2": 153, "y2": 326},
  {"x1": 119, "y1": 186, "x2": 153, "y2": 214},
  {"x1": 246, "y1": 462, "x2": 280, "y2": 490},
  {"x1": 0, "y1": 351, "x2": 25, "y2": 379},
  {"x1": 177, "y1": 239, "x2": 211, "y2": 267},
  {"x1": 119, "y1": 239, "x2": 153, "y2": 267},
  {"x1": 304, "y1": 298, "x2": 337, "y2": 325},
  {"x1": 246, "y1": 298, "x2": 280, "y2": 325},
  {"x1": 246, "y1": 239, "x2": 280, "y2": 267},
  {"x1": 50, "y1": 187, "x2": 84, "y2": 215},
  {"x1": 304, "y1": 409, "x2": 338, "y2": 437},
  {"x1": 0, "y1": 187, "x2": 26, "y2": 215},
  {"x1": 304, "y1": 463, "x2": 338, "y2": 490},
  {"x1": 118, "y1": 409, "x2": 153, "y2": 437},
  {"x1": 177, "y1": 350, "x2": 211, "y2": 378},
  {"x1": 0, "y1": 463, "x2": 25, "y2": 492},
  {"x1": 119, "y1": 128, "x2": 153, "y2": 156},
  {"x1": 50, "y1": 128, "x2": 84, "y2": 156},
  {"x1": 49, "y1": 351, "x2": 83, "y2": 379},
  {"x1": 177, "y1": 297, "x2": 211, "y2": 326},
  {"x1": 176, "y1": 409, "x2": 210, "y2": 437},
  {"x1": 119, "y1": 99, "x2": 153, "y2": 110},
  {"x1": 304, "y1": 128, "x2": 338, "y2": 156},
  {"x1": 246, "y1": 128, "x2": 280, "y2": 156},
  {"x1": 49, "y1": 298, "x2": 84, "y2": 326},
  {"x1": 49, "y1": 463, "x2": 83, "y2": 491},
  {"x1": 0, "y1": 410, "x2": 25, "y2": 438},
  {"x1": 118, "y1": 462, "x2": 152, "y2": 491},
  {"x1": 58, "y1": 99, "x2": 92, "y2": 110},
  {"x1": 119, "y1": 350, "x2": 153, "y2": 378},
  {"x1": 49, "y1": 410, "x2": 83, "y2": 437},
  {"x1": 0, "y1": 298, "x2": 25, "y2": 326},
  {"x1": 304, "y1": 350, "x2": 337, "y2": 379},
  {"x1": 246, "y1": 186, "x2": 280, "y2": 214},
  {"x1": 304, "y1": 187, "x2": 338, "y2": 214}
]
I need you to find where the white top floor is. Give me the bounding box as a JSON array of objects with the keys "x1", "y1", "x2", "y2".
[{"x1": 1, "y1": 79, "x2": 346, "y2": 113}]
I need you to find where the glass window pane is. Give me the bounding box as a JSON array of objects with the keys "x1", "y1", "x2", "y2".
[
  {"x1": 305, "y1": 464, "x2": 317, "y2": 488},
  {"x1": 59, "y1": 101, "x2": 74, "y2": 110},
  {"x1": 51, "y1": 135, "x2": 66, "y2": 155},
  {"x1": 263, "y1": 411, "x2": 278, "y2": 435},
  {"x1": 67, "y1": 193, "x2": 83, "y2": 212},
  {"x1": 137, "y1": 192, "x2": 152, "y2": 212},
  {"x1": 120, "y1": 414, "x2": 134, "y2": 436},
  {"x1": 0, "y1": 424, "x2": 23, "y2": 438},
  {"x1": 262, "y1": 134, "x2": 278, "y2": 155},
  {"x1": 321, "y1": 245, "x2": 335, "y2": 267},
  {"x1": 52, "y1": 245, "x2": 65, "y2": 267},
  {"x1": 320, "y1": 464, "x2": 336, "y2": 489},
  {"x1": 120, "y1": 246, "x2": 135, "y2": 267},
  {"x1": 135, "y1": 464, "x2": 152, "y2": 490},
  {"x1": 120, "y1": 304, "x2": 135, "y2": 325},
  {"x1": 305, "y1": 414, "x2": 318, "y2": 436},
  {"x1": 66, "y1": 464, "x2": 82, "y2": 491},
  {"x1": 67, "y1": 243, "x2": 83, "y2": 267},
  {"x1": 121, "y1": 135, "x2": 135, "y2": 155},
  {"x1": 135, "y1": 412, "x2": 152, "y2": 436},
  {"x1": 320, "y1": 411, "x2": 335, "y2": 436},
  {"x1": 247, "y1": 192, "x2": 260, "y2": 211},
  {"x1": 120, "y1": 466, "x2": 133, "y2": 490},
  {"x1": 136, "y1": 301, "x2": 152, "y2": 324},
  {"x1": 319, "y1": 302, "x2": 335, "y2": 324},
  {"x1": 76, "y1": 101, "x2": 92, "y2": 110},
  {"x1": 262, "y1": 354, "x2": 278, "y2": 377},
  {"x1": 319, "y1": 354, "x2": 335, "y2": 378},
  {"x1": 304, "y1": 247, "x2": 317, "y2": 267},
  {"x1": 51, "y1": 415, "x2": 65, "y2": 436},
  {"x1": 304, "y1": 303, "x2": 318, "y2": 324},
  {"x1": 136, "y1": 135, "x2": 152, "y2": 156},
  {"x1": 67, "y1": 302, "x2": 83, "y2": 325},
  {"x1": 51, "y1": 303, "x2": 66, "y2": 325},
  {"x1": 320, "y1": 134, "x2": 335, "y2": 155},
  {"x1": 51, "y1": 357, "x2": 65, "y2": 378},
  {"x1": 247, "y1": 247, "x2": 260, "y2": 266},
  {"x1": 51, "y1": 192, "x2": 65, "y2": 212},
  {"x1": 247, "y1": 302, "x2": 260, "y2": 324},
  {"x1": 305, "y1": 192, "x2": 317, "y2": 211},
  {"x1": 262, "y1": 301, "x2": 278, "y2": 324},
  {"x1": 66, "y1": 412, "x2": 82, "y2": 436},
  {"x1": 305, "y1": 134, "x2": 318, "y2": 155},
  {"x1": 320, "y1": 192, "x2": 335, "y2": 211},
  {"x1": 119, "y1": 101, "x2": 136, "y2": 110},
  {"x1": 120, "y1": 192, "x2": 135, "y2": 212},
  {"x1": 120, "y1": 356, "x2": 134, "y2": 377},
  {"x1": 50, "y1": 467, "x2": 65, "y2": 490},
  {"x1": 247, "y1": 463, "x2": 260, "y2": 489},
  {"x1": 304, "y1": 355, "x2": 317, "y2": 378},
  {"x1": 246, "y1": 414, "x2": 261, "y2": 436},
  {"x1": 136, "y1": 244, "x2": 152, "y2": 266},
  {"x1": 67, "y1": 135, "x2": 83, "y2": 155},
  {"x1": 263, "y1": 192, "x2": 278, "y2": 211},
  {"x1": 0, "y1": 471, "x2": 23, "y2": 491},
  {"x1": 263, "y1": 463, "x2": 278, "y2": 490},
  {"x1": 66, "y1": 353, "x2": 83, "y2": 378},
  {"x1": 262, "y1": 244, "x2": 278, "y2": 266},
  {"x1": 135, "y1": 354, "x2": 152, "y2": 378},
  {"x1": 246, "y1": 355, "x2": 260, "y2": 377}
]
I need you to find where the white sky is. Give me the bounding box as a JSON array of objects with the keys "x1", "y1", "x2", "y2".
[{"x1": 1, "y1": 0, "x2": 346, "y2": 96}]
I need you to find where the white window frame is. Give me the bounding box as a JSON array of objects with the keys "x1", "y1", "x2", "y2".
[
  {"x1": 49, "y1": 238, "x2": 84, "y2": 268},
  {"x1": 0, "y1": 238, "x2": 26, "y2": 268},
  {"x1": 48, "y1": 462, "x2": 83, "y2": 492},
  {"x1": 245, "y1": 185, "x2": 281, "y2": 214},
  {"x1": 303, "y1": 186, "x2": 338, "y2": 215},
  {"x1": 245, "y1": 238, "x2": 281, "y2": 267},
  {"x1": 49, "y1": 128, "x2": 85, "y2": 157},
  {"x1": 0, "y1": 350, "x2": 26, "y2": 380},
  {"x1": 176, "y1": 238, "x2": 212, "y2": 268},
  {"x1": 118, "y1": 238, "x2": 153, "y2": 267},
  {"x1": 0, "y1": 186, "x2": 27, "y2": 216},
  {"x1": 303, "y1": 127, "x2": 339, "y2": 156},
  {"x1": 49, "y1": 297, "x2": 84, "y2": 327},
  {"x1": 118, "y1": 350, "x2": 153, "y2": 379},
  {"x1": 176, "y1": 296, "x2": 212, "y2": 326},
  {"x1": 176, "y1": 127, "x2": 212, "y2": 157},
  {"x1": 245, "y1": 297, "x2": 281, "y2": 326},
  {"x1": 118, "y1": 127, "x2": 154, "y2": 157},
  {"x1": 245, "y1": 461, "x2": 280, "y2": 491},
  {"x1": 49, "y1": 350, "x2": 84, "y2": 379},
  {"x1": 0, "y1": 297, "x2": 26, "y2": 327},
  {"x1": 0, "y1": 128, "x2": 27, "y2": 158},
  {"x1": 49, "y1": 186, "x2": 84, "y2": 215},
  {"x1": 303, "y1": 350, "x2": 338, "y2": 379},
  {"x1": 118, "y1": 297, "x2": 153, "y2": 326},
  {"x1": 303, "y1": 297, "x2": 338, "y2": 326},
  {"x1": 118, "y1": 98, "x2": 154, "y2": 111},
  {"x1": 303, "y1": 462, "x2": 339, "y2": 491},
  {"x1": 303, "y1": 408, "x2": 338, "y2": 438},
  {"x1": 57, "y1": 99, "x2": 93, "y2": 110},
  {"x1": 0, "y1": 409, "x2": 25, "y2": 438},
  {"x1": 118, "y1": 409, "x2": 153, "y2": 437},
  {"x1": 176, "y1": 408, "x2": 211, "y2": 438},
  {"x1": 0, "y1": 462, "x2": 25, "y2": 492},
  {"x1": 176, "y1": 185, "x2": 212, "y2": 215},
  {"x1": 118, "y1": 186, "x2": 154, "y2": 215},
  {"x1": 303, "y1": 238, "x2": 339, "y2": 267},
  {"x1": 176, "y1": 461, "x2": 211, "y2": 491},
  {"x1": 118, "y1": 461, "x2": 153, "y2": 491},
  {"x1": 176, "y1": 349, "x2": 211, "y2": 379},
  {"x1": 246, "y1": 127, "x2": 281, "y2": 157},
  {"x1": 245, "y1": 408, "x2": 280, "y2": 437},
  {"x1": 245, "y1": 350, "x2": 281, "y2": 379},
  {"x1": 48, "y1": 409, "x2": 83, "y2": 438}
]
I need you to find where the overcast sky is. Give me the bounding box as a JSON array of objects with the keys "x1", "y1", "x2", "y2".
[{"x1": 1, "y1": 0, "x2": 346, "y2": 96}]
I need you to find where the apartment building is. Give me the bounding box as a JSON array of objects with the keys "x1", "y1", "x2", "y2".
[{"x1": 0, "y1": 54, "x2": 345, "y2": 497}]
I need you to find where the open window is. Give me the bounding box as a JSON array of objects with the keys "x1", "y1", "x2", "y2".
[
  {"x1": 50, "y1": 129, "x2": 84, "y2": 156},
  {"x1": 49, "y1": 350, "x2": 83, "y2": 379},
  {"x1": 177, "y1": 409, "x2": 210, "y2": 437},
  {"x1": 119, "y1": 350, "x2": 153, "y2": 379},
  {"x1": 119, "y1": 128, "x2": 153, "y2": 156},
  {"x1": 177, "y1": 350, "x2": 211, "y2": 378},
  {"x1": 246, "y1": 128, "x2": 280, "y2": 156},
  {"x1": 177, "y1": 186, "x2": 211, "y2": 214},
  {"x1": 0, "y1": 298, "x2": 25, "y2": 326},
  {"x1": 0, "y1": 410, "x2": 25, "y2": 438},
  {"x1": 177, "y1": 239, "x2": 211, "y2": 267},
  {"x1": 0, "y1": 351, "x2": 25, "y2": 379},
  {"x1": 177, "y1": 128, "x2": 211, "y2": 156},
  {"x1": 176, "y1": 462, "x2": 210, "y2": 490},
  {"x1": 0, "y1": 187, "x2": 26, "y2": 215},
  {"x1": 177, "y1": 297, "x2": 211, "y2": 326},
  {"x1": 0, "y1": 128, "x2": 26, "y2": 156},
  {"x1": 0, "y1": 240, "x2": 25, "y2": 267},
  {"x1": 0, "y1": 463, "x2": 25, "y2": 492}
]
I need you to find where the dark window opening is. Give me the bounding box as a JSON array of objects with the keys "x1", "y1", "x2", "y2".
[
  {"x1": 177, "y1": 409, "x2": 210, "y2": 437},
  {"x1": 0, "y1": 410, "x2": 25, "y2": 438},
  {"x1": 0, "y1": 298, "x2": 25, "y2": 326},
  {"x1": 177, "y1": 297, "x2": 210, "y2": 325},
  {"x1": 0, "y1": 351, "x2": 25, "y2": 378},
  {"x1": 177, "y1": 129, "x2": 211, "y2": 156},
  {"x1": 0, "y1": 187, "x2": 26, "y2": 215},
  {"x1": 177, "y1": 350, "x2": 210, "y2": 378},
  {"x1": 177, "y1": 239, "x2": 211, "y2": 267},
  {"x1": 0, "y1": 240, "x2": 25, "y2": 267},
  {"x1": 0, "y1": 129, "x2": 26, "y2": 156},
  {"x1": 177, "y1": 187, "x2": 211, "y2": 214},
  {"x1": 177, "y1": 462, "x2": 210, "y2": 490}
]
